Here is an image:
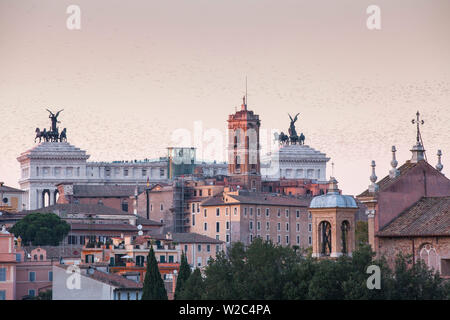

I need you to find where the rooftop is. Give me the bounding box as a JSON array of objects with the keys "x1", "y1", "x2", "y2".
[{"x1": 377, "y1": 196, "x2": 450, "y2": 237}]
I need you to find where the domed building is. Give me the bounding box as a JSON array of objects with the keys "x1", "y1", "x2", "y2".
[{"x1": 309, "y1": 177, "x2": 358, "y2": 258}]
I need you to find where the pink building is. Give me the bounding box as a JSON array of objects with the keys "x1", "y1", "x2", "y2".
[{"x1": 0, "y1": 226, "x2": 17, "y2": 300}]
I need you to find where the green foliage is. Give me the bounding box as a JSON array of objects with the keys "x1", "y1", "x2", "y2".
[
  {"x1": 33, "y1": 290, "x2": 52, "y2": 300},
  {"x1": 196, "y1": 240, "x2": 449, "y2": 300},
  {"x1": 178, "y1": 268, "x2": 205, "y2": 299},
  {"x1": 355, "y1": 221, "x2": 368, "y2": 248},
  {"x1": 174, "y1": 251, "x2": 191, "y2": 300},
  {"x1": 10, "y1": 213, "x2": 70, "y2": 246},
  {"x1": 141, "y1": 246, "x2": 168, "y2": 300}
]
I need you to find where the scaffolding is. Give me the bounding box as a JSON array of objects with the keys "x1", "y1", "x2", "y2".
[{"x1": 173, "y1": 177, "x2": 191, "y2": 233}]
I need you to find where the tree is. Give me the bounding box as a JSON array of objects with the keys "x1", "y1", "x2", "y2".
[
  {"x1": 174, "y1": 251, "x2": 191, "y2": 300},
  {"x1": 33, "y1": 290, "x2": 52, "y2": 300},
  {"x1": 178, "y1": 268, "x2": 205, "y2": 299},
  {"x1": 141, "y1": 246, "x2": 168, "y2": 300},
  {"x1": 10, "y1": 213, "x2": 70, "y2": 246},
  {"x1": 355, "y1": 221, "x2": 368, "y2": 248}
]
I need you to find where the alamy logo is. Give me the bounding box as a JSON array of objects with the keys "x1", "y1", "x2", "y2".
[
  {"x1": 66, "y1": 5, "x2": 81, "y2": 30},
  {"x1": 366, "y1": 5, "x2": 381, "y2": 30},
  {"x1": 366, "y1": 265, "x2": 381, "y2": 289},
  {"x1": 66, "y1": 265, "x2": 81, "y2": 290}
]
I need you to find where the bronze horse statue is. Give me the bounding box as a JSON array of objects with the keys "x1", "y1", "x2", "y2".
[{"x1": 59, "y1": 128, "x2": 67, "y2": 142}]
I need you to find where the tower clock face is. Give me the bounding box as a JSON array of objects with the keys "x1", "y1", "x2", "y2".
[{"x1": 2, "y1": 198, "x2": 7, "y2": 204}]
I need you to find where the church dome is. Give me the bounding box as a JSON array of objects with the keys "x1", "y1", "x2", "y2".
[{"x1": 309, "y1": 177, "x2": 357, "y2": 209}]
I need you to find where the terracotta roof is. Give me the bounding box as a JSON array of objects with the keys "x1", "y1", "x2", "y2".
[
  {"x1": 136, "y1": 216, "x2": 163, "y2": 226},
  {"x1": 72, "y1": 185, "x2": 143, "y2": 198},
  {"x1": 358, "y1": 161, "x2": 419, "y2": 197},
  {"x1": 88, "y1": 270, "x2": 143, "y2": 289},
  {"x1": 201, "y1": 192, "x2": 310, "y2": 207},
  {"x1": 377, "y1": 196, "x2": 450, "y2": 237},
  {"x1": 23, "y1": 203, "x2": 133, "y2": 216},
  {"x1": 172, "y1": 232, "x2": 224, "y2": 244},
  {"x1": 70, "y1": 223, "x2": 138, "y2": 231},
  {"x1": 23, "y1": 245, "x2": 82, "y2": 259},
  {"x1": 0, "y1": 185, "x2": 24, "y2": 193}
]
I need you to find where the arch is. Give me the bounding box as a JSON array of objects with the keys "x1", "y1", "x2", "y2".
[
  {"x1": 42, "y1": 189, "x2": 51, "y2": 207},
  {"x1": 318, "y1": 220, "x2": 332, "y2": 256},
  {"x1": 54, "y1": 189, "x2": 59, "y2": 204},
  {"x1": 341, "y1": 220, "x2": 350, "y2": 255},
  {"x1": 419, "y1": 243, "x2": 439, "y2": 272}
]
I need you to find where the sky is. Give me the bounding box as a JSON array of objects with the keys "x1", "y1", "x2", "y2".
[{"x1": 0, "y1": 0, "x2": 449, "y2": 195}]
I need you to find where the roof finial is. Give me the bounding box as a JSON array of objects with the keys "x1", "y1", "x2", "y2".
[
  {"x1": 411, "y1": 111, "x2": 426, "y2": 162},
  {"x1": 368, "y1": 160, "x2": 379, "y2": 193},
  {"x1": 436, "y1": 150, "x2": 443, "y2": 172},
  {"x1": 331, "y1": 162, "x2": 335, "y2": 177},
  {"x1": 389, "y1": 146, "x2": 400, "y2": 178}
]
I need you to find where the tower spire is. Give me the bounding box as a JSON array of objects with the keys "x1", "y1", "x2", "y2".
[{"x1": 410, "y1": 111, "x2": 426, "y2": 163}]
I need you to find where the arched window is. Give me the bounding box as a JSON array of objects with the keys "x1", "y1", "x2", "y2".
[
  {"x1": 34, "y1": 254, "x2": 38, "y2": 261},
  {"x1": 121, "y1": 200, "x2": 128, "y2": 212},
  {"x1": 419, "y1": 244, "x2": 439, "y2": 272},
  {"x1": 341, "y1": 221, "x2": 350, "y2": 255},
  {"x1": 40, "y1": 254, "x2": 44, "y2": 261},
  {"x1": 319, "y1": 221, "x2": 332, "y2": 256}
]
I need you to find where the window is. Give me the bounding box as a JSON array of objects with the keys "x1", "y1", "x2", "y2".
[
  {"x1": 0, "y1": 268, "x2": 6, "y2": 281},
  {"x1": 216, "y1": 222, "x2": 220, "y2": 233},
  {"x1": 150, "y1": 204, "x2": 153, "y2": 212},
  {"x1": 308, "y1": 223, "x2": 312, "y2": 232},
  {"x1": 296, "y1": 235, "x2": 300, "y2": 244},
  {"x1": 296, "y1": 210, "x2": 300, "y2": 218},
  {"x1": 184, "y1": 245, "x2": 188, "y2": 253},
  {"x1": 277, "y1": 223, "x2": 281, "y2": 231},
  {"x1": 216, "y1": 244, "x2": 220, "y2": 252},
  {"x1": 250, "y1": 208, "x2": 253, "y2": 216},
  {"x1": 0, "y1": 290, "x2": 5, "y2": 300},
  {"x1": 160, "y1": 256, "x2": 166, "y2": 263},
  {"x1": 296, "y1": 223, "x2": 300, "y2": 232},
  {"x1": 34, "y1": 254, "x2": 37, "y2": 261},
  {"x1": 277, "y1": 235, "x2": 281, "y2": 244},
  {"x1": 308, "y1": 212, "x2": 312, "y2": 219},
  {"x1": 226, "y1": 234, "x2": 230, "y2": 243},
  {"x1": 286, "y1": 236, "x2": 289, "y2": 244},
  {"x1": 257, "y1": 208, "x2": 261, "y2": 216},
  {"x1": 266, "y1": 222, "x2": 270, "y2": 231},
  {"x1": 308, "y1": 236, "x2": 312, "y2": 245},
  {"x1": 16, "y1": 254, "x2": 21, "y2": 262},
  {"x1": 234, "y1": 207, "x2": 237, "y2": 216},
  {"x1": 277, "y1": 209, "x2": 281, "y2": 218},
  {"x1": 169, "y1": 256, "x2": 174, "y2": 263},
  {"x1": 249, "y1": 221, "x2": 253, "y2": 230},
  {"x1": 286, "y1": 223, "x2": 289, "y2": 231},
  {"x1": 79, "y1": 236, "x2": 85, "y2": 245},
  {"x1": 49, "y1": 271, "x2": 53, "y2": 281},
  {"x1": 244, "y1": 208, "x2": 247, "y2": 216},
  {"x1": 68, "y1": 235, "x2": 77, "y2": 245},
  {"x1": 204, "y1": 222, "x2": 207, "y2": 231},
  {"x1": 40, "y1": 254, "x2": 44, "y2": 261},
  {"x1": 207, "y1": 245, "x2": 211, "y2": 252},
  {"x1": 204, "y1": 209, "x2": 207, "y2": 217},
  {"x1": 198, "y1": 245, "x2": 202, "y2": 252},
  {"x1": 208, "y1": 189, "x2": 212, "y2": 196},
  {"x1": 225, "y1": 208, "x2": 229, "y2": 216},
  {"x1": 197, "y1": 203, "x2": 200, "y2": 213},
  {"x1": 192, "y1": 215, "x2": 195, "y2": 226},
  {"x1": 250, "y1": 234, "x2": 253, "y2": 243},
  {"x1": 257, "y1": 221, "x2": 261, "y2": 231},
  {"x1": 160, "y1": 168, "x2": 165, "y2": 177},
  {"x1": 285, "y1": 209, "x2": 289, "y2": 218},
  {"x1": 29, "y1": 272, "x2": 36, "y2": 282},
  {"x1": 266, "y1": 235, "x2": 270, "y2": 241},
  {"x1": 124, "y1": 168, "x2": 129, "y2": 176},
  {"x1": 160, "y1": 203, "x2": 164, "y2": 211},
  {"x1": 226, "y1": 221, "x2": 230, "y2": 230},
  {"x1": 265, "y1": 208, "x2": 270, "y2": 217},
  {"x1": 142, "y1": 169, "x2": 147, "y2": 177},
  {"x1": 197, "y1": 257, "x2": 202, "y2": 267},
  {"x1": 216, "y1": 235, "x2": 220, "y2": 240},
  {"x1": 192, "y1": 203, "x2": 195, "y2": 213},
  {"x1": 28, "y1": 289, "x2": 36, "y2": 297},
  {"x1": 216, "y1": 208, "x2": 220, "y2": 216}
]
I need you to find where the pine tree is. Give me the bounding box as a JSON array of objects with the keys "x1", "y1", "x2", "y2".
[
  {"x1": 179, "y1": 268, "x2": 205, "y2": 299},
  {"x1": 141, "y1": 246, "x2": 168, "y2": 300},
  {"x1": 174, "y1": 251, "x2": 191, "y2": 300}
]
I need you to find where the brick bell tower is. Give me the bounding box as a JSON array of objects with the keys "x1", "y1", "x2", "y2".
[{"x1": 227, "y1": 96, "x2": 261, "y2": 192}]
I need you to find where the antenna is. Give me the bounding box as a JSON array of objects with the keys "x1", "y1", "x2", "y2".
[{"x1": 245, "y1": 76, "x2": 248, "y2": 107}]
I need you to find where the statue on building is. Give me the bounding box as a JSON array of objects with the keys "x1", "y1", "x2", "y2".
[{"x1": 34, "y1": 109, "x2": 67, "y2": 143}]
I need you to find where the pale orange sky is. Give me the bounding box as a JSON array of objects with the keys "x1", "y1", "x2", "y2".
[{"x1": 0, "y1": 0, "x2": 449, "y2": 195}]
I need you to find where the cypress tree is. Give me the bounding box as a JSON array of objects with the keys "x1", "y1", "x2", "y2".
[
  {"x1": 174, "y1": 251, "x2": 191, "y2": 300},
  {"x1": 141, "y1": 245, "x2": 168, "y2": 300}
]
